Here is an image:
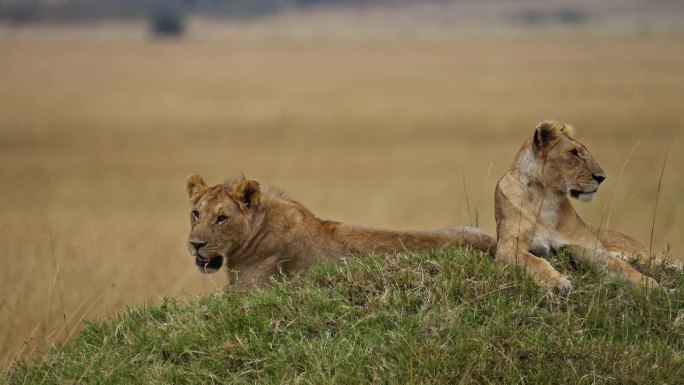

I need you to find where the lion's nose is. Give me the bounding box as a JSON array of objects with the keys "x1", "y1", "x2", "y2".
[
  {"x1": 592, "y1": 174, "x2": 606, "y2": 184},
  {"x1": 190, "y1": 240, "x2": 207, "y2": 251}
]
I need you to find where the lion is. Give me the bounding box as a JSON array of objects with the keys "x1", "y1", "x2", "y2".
[
  {"x1": 494, "y1": 120, "x2": 681, "y2": 294},
  {"x1": 186, "y1": 175, "x2": 496, "y2": 291}
]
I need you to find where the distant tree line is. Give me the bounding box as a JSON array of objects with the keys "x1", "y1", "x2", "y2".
[
  {"x1": 0, "y1": 0, "x2": 395, "y2": 24},
  {"x1": 0, "y1": 1, "x2": 590, "y2": 38}
]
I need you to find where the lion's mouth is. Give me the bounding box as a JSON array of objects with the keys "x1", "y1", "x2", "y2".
[
  {"x1": 570, "y1": 188, "x2": 598, "y2": 202},
  {"x1": 569, "y1": 188, "x2": 597, "y2": 198},
  {"x1": 195, "y1": 255, "x2": 223, "y2": 274}
]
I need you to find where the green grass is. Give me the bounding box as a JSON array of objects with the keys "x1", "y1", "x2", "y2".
[{"x1": 4, "y1": 249, "x2": 684, "y2": 385}]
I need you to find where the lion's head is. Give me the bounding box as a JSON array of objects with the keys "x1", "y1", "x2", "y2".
[
  {"x1": 185, "y1": 174, "x2": 261, "y2": 274},
  {"x1": 531, "y1": 120, "x2": 606, "y2": 202}
]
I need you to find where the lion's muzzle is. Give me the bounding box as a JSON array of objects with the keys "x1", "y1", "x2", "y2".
[{"x1": 195, "y1": 255, "x2": 223, "y2": 274}]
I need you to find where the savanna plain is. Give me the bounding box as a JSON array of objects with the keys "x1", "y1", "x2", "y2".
[{"x1": 1, "y1": 23, "x2": 683, "y2": 367}]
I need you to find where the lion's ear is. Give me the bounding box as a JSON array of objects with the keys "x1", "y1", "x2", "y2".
[
  {"x1": 560, "y1": 124, "x2": 576, "y2": 138},
  {"x1": 186, "y1": 174, "x2": 208, "y2": 200},
  {"x1": 533, "y1": 120, "x2": 562, "y2": 150},
  {"x1": 231, "y1": 179, "x2": 261, "y2": 211}
]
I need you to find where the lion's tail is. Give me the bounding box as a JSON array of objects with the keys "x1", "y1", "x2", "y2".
[{"x1": 440, "y1": 227, "x2": 497, "y2": 255}]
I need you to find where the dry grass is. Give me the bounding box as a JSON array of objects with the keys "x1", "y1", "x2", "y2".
[{"x1": 1, "y1": 22, "x2": 683, "y2": 365}]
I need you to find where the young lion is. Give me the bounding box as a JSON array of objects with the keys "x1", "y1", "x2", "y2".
[
  {"x1": 495, "y1": 121, "x2": 679, "y2": 294},
  {"x1": 186, "y1": 175, "x2": 496, "y2": 291}
]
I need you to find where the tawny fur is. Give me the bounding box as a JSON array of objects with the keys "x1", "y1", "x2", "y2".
[
  {"x1": 494, "y1": 120, "x2": 680, "y2": 294},
  {"x1": 186, "y1": 175, "x2": 496, "y2": 291}
]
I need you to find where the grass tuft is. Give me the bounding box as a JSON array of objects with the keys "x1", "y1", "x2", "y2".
[{"x1": 4, "y1": 249, "x2": 683, "y2": 385}]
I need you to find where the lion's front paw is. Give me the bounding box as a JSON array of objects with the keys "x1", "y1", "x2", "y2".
[
  {"x1": 640, "y1": 276, "x2": 659, "y2": 291},
  {"x1": 550, "y1": 276, "x2": 573, "y2": 296}
]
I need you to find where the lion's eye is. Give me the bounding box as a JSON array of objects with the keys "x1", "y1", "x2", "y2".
[
  {"x1": 191, "y1": 210, "x2": 200, "y2": 220},
  {"x1": 570, "y1": 148, "x2": 580, "y2": 157},
  {"x1": 216, "y1": 215, "x2": 228, "y2": 224}
]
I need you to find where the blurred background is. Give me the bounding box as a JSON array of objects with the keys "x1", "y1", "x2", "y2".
[{"x1": 1, "y1": 0, "x2": 683, "y2": 365}]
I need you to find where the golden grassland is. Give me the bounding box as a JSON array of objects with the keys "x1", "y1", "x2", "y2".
[{"x1": 1, "y1": 23, "x2": 683, "y2": 365}]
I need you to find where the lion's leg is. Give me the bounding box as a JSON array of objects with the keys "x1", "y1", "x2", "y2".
[
  {"x1": 589, "y1": 226, "x2": 684, "y2": 269},
  {"x1": 565, "y1": 244, "x2": 659, "y2": 290},
  {"x1": 225, "y1": 259, "x2": 281, "y2": 292},
  {"x1": 496, "y1": 238, "x2": 572, "y2": 295}
]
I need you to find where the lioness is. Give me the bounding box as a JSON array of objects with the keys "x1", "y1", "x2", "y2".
[
  {"x1": 186, "y1": 175, "x2": 496, "y2": 291},
  {"x1": 495, "y1": 121, "x2": 679, "y2": 294}
]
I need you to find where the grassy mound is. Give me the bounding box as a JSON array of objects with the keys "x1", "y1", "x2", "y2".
[{"x1": 4, "y1": 249, "x2": 684, "y2": 384}]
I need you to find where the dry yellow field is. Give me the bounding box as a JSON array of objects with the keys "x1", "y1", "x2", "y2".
[{"x1": 1, "y1": 24, "x2": 683, "y2": 365}]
